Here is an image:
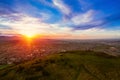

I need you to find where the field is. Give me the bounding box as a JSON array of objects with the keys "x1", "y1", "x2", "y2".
[
  {"x1": 0, "y1": 51, "x2": 120, "y2": 80},
  {"x1": 0, "y1": 37, "x2": 120, "y2": 80}
]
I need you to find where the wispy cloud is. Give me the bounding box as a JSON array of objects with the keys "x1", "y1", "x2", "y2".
[
  {"x1": 38, "y1": 0, "x2": 55, "y2": 8},
  {"x1": 52, "y1": 0, "x2": 71, "y2": 15},
  {"x1": 72, "y1": 12, "x2": 120, "y2": 30},
  {"x1": 71, "y1": 10, "x2": 94, "y2": 25}
]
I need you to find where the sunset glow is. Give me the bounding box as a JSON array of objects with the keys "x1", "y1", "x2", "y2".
[
  {"x1": 22, "y1": 32, "x2": 37, "y2": 39},
  {"x1": 0, "y1": 0, "x2": 120, "y2": 39}
]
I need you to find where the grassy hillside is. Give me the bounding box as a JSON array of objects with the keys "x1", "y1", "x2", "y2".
[{"x1": 0, "y1": 51, "x2": 120, "y2": 80}]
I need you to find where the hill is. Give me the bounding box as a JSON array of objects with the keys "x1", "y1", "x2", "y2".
[{"x1": 0, "y1": 51, "x2": 120, "y2": 80}]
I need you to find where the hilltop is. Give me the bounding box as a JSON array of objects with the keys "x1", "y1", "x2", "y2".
[{"x1": 0, "y1": 51, "x2": 120, "y2": 80}]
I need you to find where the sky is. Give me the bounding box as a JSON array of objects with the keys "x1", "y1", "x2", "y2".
[{"x1": 0, "y1": 0, "x2": 120, "y2": 39}]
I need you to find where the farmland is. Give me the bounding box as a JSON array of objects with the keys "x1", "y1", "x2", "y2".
[
  {"x1": 0, "y1": 51, "x2": 120, "y2": 80},
  {"x1": 0, "y1": 37, "x2": 120, "y2": 64},
  {"x1": 0, "y1": 37, "x2": 120, "y2": 80}
]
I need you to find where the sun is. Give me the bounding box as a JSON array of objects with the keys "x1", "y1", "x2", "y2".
[
  {"x1": 25, "y1": 34, "x2": 34, "y2": 38},
  {"x1": 23, "y1": 33, "x2": 36, "y2": 39},
  {"x1": 18, "y1": 30, "x2": 38, "y2": 39},
  {"x1": 19, "y1": 31, "x2": 37, "y2": 39},
  {"x1": 22, "y1": 32, "x2": 36, "y2": 46},
  {"x1": 20, "y1": 33, "x2": 34, "y2": 48}
]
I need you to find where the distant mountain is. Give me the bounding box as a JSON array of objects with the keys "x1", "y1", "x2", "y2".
[{"x1": 0, "y1": 36, "x2": 23, "y2": 41}]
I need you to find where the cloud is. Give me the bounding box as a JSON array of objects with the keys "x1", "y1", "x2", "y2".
[
  {"x1": 71, "y1": 10, "x2": 94, "y2": 25},
  {"x1": 39, "y1": 12, "x2": 50, "y2": 20},
  {"x1": 72, "y1": 20, "x2": 104, "y2": 30},
  {"x1": 71, "y1": 28, "x2": 120, "y2": 39},
  {"x1": 0, "y1": 28, "x2": 17, "y2": 35},
  {"x1": 0, "y1": 24, "x2": 12, "y2": 29},
  {"x1": 1, "y1": 14, "x2": 120, "y2": 39},
  {"x1": 0, "y1": 6, "x2": 17, "y2": 16},
  {"x1": 0, "y1": 0, "x2": 17, "y2": 15},
  {"x1": 0, "y1": 14, "x2": 73, "y2": 36},
  {"x1": 71, "y1": 11, "x2": 120, "y2": 30},
  {"x1": 52, "y1": 0, "x2": 71, "y2": 15},
  {"x1": 38, "y1": 0, "x2": 55, "y2": 8},
  {"x1": 0, "y1": 13, "x2": 22, "y2": 23}
]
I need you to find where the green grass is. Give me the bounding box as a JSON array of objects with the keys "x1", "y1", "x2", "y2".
[
  {"x1": 0, "y1": 65, "x2": 11, "y2": 70},
  {"x1": 0, "y1": 51, "x2": 120, "y2": 80}
]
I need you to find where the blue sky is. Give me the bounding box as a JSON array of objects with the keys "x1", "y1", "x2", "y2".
[{"x1": 0, "y1": 0, "x2": 120, "y2": 39}]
